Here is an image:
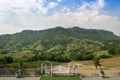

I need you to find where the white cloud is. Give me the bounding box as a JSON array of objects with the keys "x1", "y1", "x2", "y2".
[
  {"x1": 0, "y1": 0, "x2": 120, "y2": 36},
  {"x1": 0, "y1": 0, "x2": 58, "y2": 14},
  {"x1": 48, "y1": 2, "x2": 58, "y2": 8},
  {"x1": 79, "y1": 0, "x2": 105, "y2": 13},
  {"x1": 0, "y1": 24, "x2": 23, "y2": 35},
  {"x1": 61, "y1": 7, "x2": 70, "y2": 12}
]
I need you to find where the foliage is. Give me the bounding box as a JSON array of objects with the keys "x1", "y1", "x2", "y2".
[
  {"x1": 0, "y1": 50, "x2": 9, "y2": 54},
  {"x1": 108, "y1": 47, "x2": 120, "y2": 55},
  {"x1": 93, "y1": 50, "x2": 112, "y2": 59},
  {"x1": 101, "y1": 40, "x2": 120, "y2": 56},
  {"x1": 0, "y1": 27, "x2": 119, "y2": 63},
  {"x1": 100, "y1": 69, "x2": 105, "y2": 75},
  {"x1": 0, "y1": 27, "x2": 118, "y2": 51},
  {"x1": 18, "y1": 60, "x2": 24, "y2": 67},
  {"x1": 99, "y1": 54, "x2": 112, "y2": 58},
  {"x1": 0, "y1": 56, "x2": 13, "y2": 64},
  {"x1": 93, "y1": 56, "x2": 101, "y2": 69}
]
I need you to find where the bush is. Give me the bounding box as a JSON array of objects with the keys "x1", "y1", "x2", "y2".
[
  {"x1": 108, "y1": 47, "x2": 115, "y2": 55},
  {"x1": 82, "y1": 54, "x2": 94, "y2": 60},
  {"x1": 100, "y1": 69, "x2": 105, "y2": 75},
  {"x1": 93, "y1": 56, "x2": 101, "y2": 69},
  {"x1": 99, "y1": 54, "x2": 112, "y2": 58},
  {"x1": 86, "y1": 54, "x2": 94, "y2": 60},
  {"x1": 0, "y1": 56, "x2": 13, "y2": 64},
  {"x1": 35, "y1": 69, "x2": 41, "y2": 75},
  {"x1": 0, "y1": 50, "x2": 8, "y2": 54}
]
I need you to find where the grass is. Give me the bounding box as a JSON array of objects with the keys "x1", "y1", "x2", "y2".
[
  {"x1": 0, "y1": 51, "x2": 35, "y2": 61},
  {"x1": 100, "y1": 57, "x2": 120, "y2": 68},
  {"x1": 93, "y1": 50, "x2": 112, "y2": 58},
  {"x1": 40, "y1": 76, "x2": 81, "y2": 80},
  {"x1": 5, "y1": 61, "x2": 62, "y2": 68},
  {"x1": 93, "y1": 50, "x2": 109, "y2": 55},
  {"x1": 79, "y1": 56, "x2": 120, "y2": 68},
  {"x1": 3, "y1": 56, "x2": 120, "y2": 68}
]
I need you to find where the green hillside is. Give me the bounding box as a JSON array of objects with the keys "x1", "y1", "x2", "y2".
[{"x1": 0, "y1": 27, "x2": 120, "y2": 63}]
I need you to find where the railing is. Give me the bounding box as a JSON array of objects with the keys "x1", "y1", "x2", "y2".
[
  {"x1": 0, "y1": 68, "x2": 41, "y2": 77},
  {"x1": 80, "y1": 69, "x2": 120, "y2": 77},
  {"x1": 0, "y1": 68, "x2": 120, "y2": 77}
]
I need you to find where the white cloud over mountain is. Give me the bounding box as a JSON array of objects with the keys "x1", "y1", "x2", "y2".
[{"x1": 0, "y1": 0, "x2": 120, "y2": 36}]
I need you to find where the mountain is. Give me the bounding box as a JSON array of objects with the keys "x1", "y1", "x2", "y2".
[
  {"x1": 23, "y1": 26, "x2": 119, "y2": 40},
  {"x1": 0, "y1": 27, "x2": 119, "y2": 50},
  {"x1": 0, "y1": 26, "x2": 120, "y2": 62}
]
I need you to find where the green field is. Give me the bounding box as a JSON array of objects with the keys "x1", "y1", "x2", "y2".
[{"x1": 40, "y1": 76, "x2": 81, "y2": 80}]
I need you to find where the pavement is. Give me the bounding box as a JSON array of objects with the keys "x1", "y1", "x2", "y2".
[
  {"x1": 0, "y1": 77, "x2": 40, "y2": 80},
  {"x1": 82, "y1": 76, "x2": 120, "y2": 80},
  {"x1": 1, "y1": 76, "x2": 120, "y2": 80}
]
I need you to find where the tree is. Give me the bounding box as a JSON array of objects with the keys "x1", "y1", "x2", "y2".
[
  {"x1": 93, "y1": 56, "x2": 101, "y2": 69},
  {"x1": 18, "y1": 60, "x2": 23, "y2": 68},
  {"x1": 108, "y1": 47, "x2": 115, "y2": 55},
  {"x1": 1, "y1": 56, "x2": 13, "y2": 64},
  {"x1": 108, "y1": 47, "x2": 120, "y2": 55},
  {"x1": 0, "y1": 50, "x2": 8, "y2": 54},
  {"x1": 29, "y1": 54, "x2": 38, "y2": 61},
  {"x1": 16, "y1": 60, "x2": 24, "y2": 77}
]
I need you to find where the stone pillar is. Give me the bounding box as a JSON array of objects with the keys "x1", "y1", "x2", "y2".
[
  {"x1": 72, "y1": 64, "x2": 75, "y2": 75},
  {"x1": 44, "y1": 64, "x2": 48, "y2": 74},
  {"x1": 78, "y1": 65, "x2": 80, "y2": 75}
]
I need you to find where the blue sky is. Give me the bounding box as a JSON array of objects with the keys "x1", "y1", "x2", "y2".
[
  {"x1": 104, "y1": 0, "x2": 120, "y2": 17},
  {"x1": 0, "y1": 0, "x2": 120, "y2": 36}
]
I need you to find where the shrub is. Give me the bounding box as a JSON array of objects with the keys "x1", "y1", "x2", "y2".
[
  {"x1": 1, "y1": 56, "x2": 13, "y2": 64},
  {"x1": 99, "y1": 54, "x2": 112, "y2": 58}
]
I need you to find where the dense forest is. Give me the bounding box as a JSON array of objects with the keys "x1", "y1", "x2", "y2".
[{"x1": 0, "y1": 27, "x2": 120, "y2": 64}]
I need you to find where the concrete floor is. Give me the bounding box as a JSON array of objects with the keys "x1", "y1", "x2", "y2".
[
  {"x1": 0, "y1": 77, "x2": 40, "y2": 80},
  {"x1": 1, "y1": 76, "x2": 120, "y2": 80},
  {"x1": 83, "y1": 77, "x2": 120, "y2": 80}
]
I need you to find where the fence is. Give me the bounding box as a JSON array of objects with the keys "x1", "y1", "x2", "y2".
[
  {"x1": 0, "y1": 68, "x2": 41, "y2": 77},
  {"x1": 0, "y1": 68, "x2": 120, "y2": 77},
  {"x1": 80, "y1": 69, "x2": 120, "y2": 77}
]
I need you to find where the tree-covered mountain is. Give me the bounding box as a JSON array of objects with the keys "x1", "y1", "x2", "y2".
[
  {"x1": 0, "y1": 27, "x2": 119, "y2": 62},
  {"x1": 0, "y1": 26, "x2": 119, "y2": 50}
]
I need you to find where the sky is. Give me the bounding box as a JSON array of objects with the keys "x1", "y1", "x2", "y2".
[{"x1": 0, "y1": 0, "x2": 120, "y2": 36}]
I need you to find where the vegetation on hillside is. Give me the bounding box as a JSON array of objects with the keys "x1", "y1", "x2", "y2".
[{"x1": 0, "y1": 27, "x2": 120, "y2": 67}]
